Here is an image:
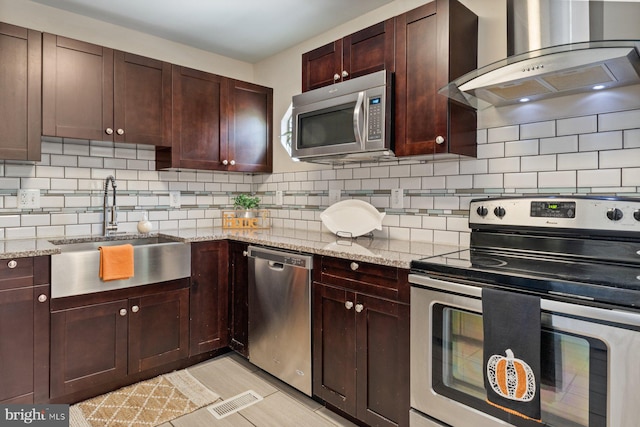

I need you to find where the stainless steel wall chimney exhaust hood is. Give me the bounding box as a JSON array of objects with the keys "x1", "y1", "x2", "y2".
[{"x1": 440, "y1": 0, "x2": 640, "y2": 109}]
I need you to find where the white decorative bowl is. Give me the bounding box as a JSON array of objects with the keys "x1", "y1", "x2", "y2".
[{"x1": 320, "y1": 199, "x2": 385, "y2": 237}]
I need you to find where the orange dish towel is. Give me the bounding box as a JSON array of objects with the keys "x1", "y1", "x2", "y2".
[{"x1": 99, "y1": 244, "x2": 134, "y2": 281}]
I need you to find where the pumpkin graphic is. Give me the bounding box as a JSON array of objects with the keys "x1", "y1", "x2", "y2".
[{"x1": 486, "y1": 349, "x2": 536, "y2": 401}]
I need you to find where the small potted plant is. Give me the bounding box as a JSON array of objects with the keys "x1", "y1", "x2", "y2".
[{"x1": 233, "y1": 194, "x2": 261, "y2": 218}]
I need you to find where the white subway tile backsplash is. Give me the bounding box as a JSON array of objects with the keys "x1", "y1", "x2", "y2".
[
  {"x1": 622, "y1": 168, "x2": 640, "y2": 186},
  {"x1": 540, "y1": 135, "x2": 578, "y2": 154},
  {"x1": 477, "y1": 142, "x2": 505, "y2": 159},
  {"x1": 577, "y1": 169, "x2": 620, "y2": 187},
  {"x1": 600, "y1": 148, "x2": 640, "y2": 168},
  {"x1": 460, "y1": 159, "x2": 488, "y2": 175},
  {"x1": 520, "y1": 121, "x2": 555, "y2": 139},
  {"x1": 445, "y1": 175, "x2": 472, "y2": 189},
  {"x1": 370, "y1": 166, "x2": 390, "y2": 178},
  {"x1": 473, "y1": 174, "x2": 503, "y2": 188},
  {"x1": 624, "y1": 129, "x2": 640, "y2": 148},
  {"x1": 504, "y1": 172, "x2": 537, "y2": 189},
  {"x1": 505, "y1": 139, "x2": 538, "y2": 157},
  {"x1": 599, "y1": 109, "x2": 640, "y2": 131},
  {"x1": 538, "y1": 170, "x2": 576, "y2": 188},
  {"x1": 488, "y1": 125, "x2": 519, "y2": 143},
  {"x1": 422, "y1": 176, "x2": 446, "y2": 189},
  {"x1": 489, "y1": 157, "x2": 520, "y2": 173},
  {"x1": 557, "y1": 116, "x2": 597, "y2": 135},
  {"x1": 521, "y1": 154, "x2": 556, "y2": 172},
  {"x1": 434, "y1": 196, "x2": 459, "y2": 210},
  {"x1": 579, "y1": 131, "x2": 623, "y2": 152},
  {"x1": 434, "y1": 161, "x2": 459, "y2": 176},
  {"x1": 557, "y1": 152, "x2": 598, "y2": 170}
]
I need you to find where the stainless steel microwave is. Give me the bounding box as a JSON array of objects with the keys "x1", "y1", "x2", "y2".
[{"x1": 291, "y1": 70, "x2": 393, "y2": 162}]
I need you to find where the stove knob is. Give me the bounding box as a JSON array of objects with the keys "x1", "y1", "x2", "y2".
[
  {"x1": 493, "y1": 206, "x2": 506, "y2": 218},
  {"x1": 606, "y1": 208, "x2": 623, "y2": 221},
  {"x1": 634, "y1": 209, "x2": 640, "y2": 221},
  {"x1": 476, "y1": 206, "x2": 488, "y2": 217}
]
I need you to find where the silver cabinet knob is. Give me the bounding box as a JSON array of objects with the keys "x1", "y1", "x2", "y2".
[
  {"x1": 7, "y1": 260, "x2": 17, "y2": 269},
  {"x1": 341, "y1": 70, "x2": 349, "y2": 78},
  {"x1": 355, "y1": 303, "x2": 364, "y2": 313},
  {"x1": 350, "y1": 262, "x2": 359, "y2": 271},
  {"x1": 345, "y1": 301, "x2": 354, "y2": 310},
  {"x1": 242, "y1": 251, "x2": 248, "y2": 257},
  {"x1": 38, "y1": 294, "x2": 47, "y2": 303},
  {"x1": 119, "y1": 308, "x2": 127, "y2": 316},
  {"x1": 333, "y1": 73, "x2": 340, "y2": 81},
  {"x1": 230, "y1": 160, "x2": 236, "y2": 166},
  {"x1": 116, "y1": 128, "x2": 125, "y2": 135},
  {"x1": 131, "y1": 305, "x2": 139, "y2": 313},
  {"x1": 435, "y1": 135, "x2": 445, "y2": 145},
  {"x1": 222, "y1": 159, "x2": 229, "y2": 165},
  {"x1": 106, "y1": 128, "x2": 114, "y2": 135}
]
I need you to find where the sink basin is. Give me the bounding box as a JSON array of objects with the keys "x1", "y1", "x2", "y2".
[{"x1": 50, "y1": 235, "x2": 191, "y2": 298}]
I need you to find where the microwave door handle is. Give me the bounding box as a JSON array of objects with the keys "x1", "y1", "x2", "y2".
[{"x1": 353, "y1": 91, "x2": 366, "y2": 148}]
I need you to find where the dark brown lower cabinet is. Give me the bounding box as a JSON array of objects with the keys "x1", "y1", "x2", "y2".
[
  {"x1": 228, "y1": 241, "x2": 249, "y2": 356},
  {"x1": 190, "y1": 240, "x2": 229, "y2": 356},
  {"x1": 313, "y1": 260, "x2": 410, "y2": 427},
  {"x1": 50, "y1": 280, "x2": 189, "y2": 400},
  {"x1": 0, "y1": 257, "x2": 49, "y2": 404}
]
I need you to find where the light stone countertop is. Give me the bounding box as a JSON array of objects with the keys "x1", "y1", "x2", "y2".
[{"x1": 0, "y1": 227, "x2": 466, "y2": 269}]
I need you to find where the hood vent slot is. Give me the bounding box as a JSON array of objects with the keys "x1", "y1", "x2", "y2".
[{"x1": 441, "y1": 1, "x2": 640, "y2": 109}]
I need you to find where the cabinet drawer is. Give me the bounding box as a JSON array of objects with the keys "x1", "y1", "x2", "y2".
[
  {"x1": 0, "y1": 258, "x2": 34, "y2": 290},
  {"x1": 317, "y1": 256, "x2": 409, "y2": 303}
]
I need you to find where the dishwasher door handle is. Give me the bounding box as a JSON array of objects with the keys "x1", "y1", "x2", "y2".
[{"x1": 268, "y1": 261, "x2": 285, "y2": 271}]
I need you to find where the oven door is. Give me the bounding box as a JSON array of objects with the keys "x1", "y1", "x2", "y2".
[{"x1": 410, "y1": 274, "x2": 640, "y2": 427}]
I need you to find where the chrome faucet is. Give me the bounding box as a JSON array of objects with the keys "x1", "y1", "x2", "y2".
[{"x1": 103, "y1": 175, "x2": 118, "y2": 236}]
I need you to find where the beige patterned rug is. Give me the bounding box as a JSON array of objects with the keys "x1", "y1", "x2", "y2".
[{"x1": 69, "y1": 370, "x2": 220, "y2": 427}]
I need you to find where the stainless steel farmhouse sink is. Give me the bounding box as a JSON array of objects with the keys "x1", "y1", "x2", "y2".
[{"x1": 49, "y1": 236, "x2": 191, "y2": 298}]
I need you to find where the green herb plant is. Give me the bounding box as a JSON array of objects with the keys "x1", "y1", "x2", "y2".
[{"x1": 233, "y1": 194, "x2": 261, "y2": 210}]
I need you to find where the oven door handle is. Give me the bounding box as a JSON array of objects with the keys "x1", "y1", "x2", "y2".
[
  {"x1": 353, "y1": 91, "x2": 365, "y2": 148},
  {"x1": 409, "y1": 274, "x2": 640, "y2": 328}
]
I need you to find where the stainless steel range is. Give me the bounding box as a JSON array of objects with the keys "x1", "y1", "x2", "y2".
[{"x1": 409, "y1": 196, "x2": 640, "y2": 427}]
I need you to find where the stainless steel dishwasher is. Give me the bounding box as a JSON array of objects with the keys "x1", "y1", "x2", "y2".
[{"x1": 247, "y1": 245, "x2": 313, "y2": 396}]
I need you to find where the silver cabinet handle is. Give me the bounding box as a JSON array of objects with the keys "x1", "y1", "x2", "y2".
[
  {"x1": 435, "y1": 135, "x2": 445, "y2": 145},
  {"x1": 333, "y1": 73, "x2": 340, "y2": 81},
  {"x1": 119, "y1": 308, "x2": 127, "y2": 316},
  {"x1": 230, "y1": 160, "x2": 236, "y2": 166},
  {"x1": 117, "y1": 128, "x2": 125, "y2": 135},
  {"x1": 131, "y1": 305, "x2": 139, "y2": 313},
  {"x1": 106, "y1": 128, "x2": 114, "y2": 135},
  {"x1": 7, "y1": 260, "x2": 17, "y2": 269},
  {"x1": 222, "y1": 160, "x2": 229, "y2": 165},
  {"x1": 345, "y1": 301, "x2": 354, "y2": 310},
  {"x1": 38, "y1": 294, "x2": 47, "y2": 303},
  {"x1": 342, "y1": 70, "x2": 349, "y2": 78},
  {"x1": 350, "y1": 262, "x2": 359, "y2": 271},
  {"x1": 355, "y1": 303, "x2": 364, "y2": 313},
  {"x1": 242, "y1": 251, "x2": 248, "y2": 257}
]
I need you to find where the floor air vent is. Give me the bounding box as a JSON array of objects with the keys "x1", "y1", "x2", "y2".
[{"x1": 207, "y1": 390, "x2": 263, "y2": 419}]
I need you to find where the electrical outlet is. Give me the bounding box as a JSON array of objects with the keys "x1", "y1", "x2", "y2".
[
  {"x1": 391, "y1": 188, "x2": 404, "y2": 209},
  {"x1": 18, "y1": 189, "x2": 40, "y2": 209},
  {"x1": 329, "y1": 189, "x2": 341, "y2": 205},
  {"x1": 275, "y1": 190, "x2": 284, "y2": 206},
  {"x1": 169, "y1": 191, "x2": 181, "y2": 208}
]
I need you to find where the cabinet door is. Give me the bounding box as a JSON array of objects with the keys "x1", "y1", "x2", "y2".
[
  {"x1": 190, "y1": 241, "x2": 229, "y2": 356},
  {"x1": 42, "y1": 34, "x2": 114, "y2": 141},
  {"x1": 129, "y1": 287, "x2": 189, "y2": 372},
  {"x1": 229, "y1": 241, "x2": 249, "y2": 356},
  {"x1": 113, "y1": 52, "x2": 172, "y2": 146},
  {"x1": 0, "y1": 23, "x2": 41, "y2": 161},
  {"x1": 50, "y1": 299, "x2": 128, "y2": 398},
  {"x1": 227, "y1": 80, "x2": 273, "y2": 173},
  {"x1": 0, "y1": 287, "x2": 34, "y2": 403},
  {"x1": 302, "y1": 40, "x2": 342, "y2": 92},
  {"x1": 312, "y1": 283, "x2": 356, "y2": 414},
  {"x1": 343, "y1": 18, "x2": 395, "y2": 81},
  {"x1": 355, "y1": 294, "x2": 410, "y2": 427},
  {"x1": 159, "y1": 66, "x2": 228, "y2": 170}
]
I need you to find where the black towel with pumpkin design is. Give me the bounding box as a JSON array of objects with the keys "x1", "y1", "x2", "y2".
[{"x1": 482, "y1": 287, "x2": 542, "y2": 422}]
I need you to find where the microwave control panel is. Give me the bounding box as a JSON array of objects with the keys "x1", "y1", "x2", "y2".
[{"x1": 367, "y1": 96, "x2": 383, "y2": 140}]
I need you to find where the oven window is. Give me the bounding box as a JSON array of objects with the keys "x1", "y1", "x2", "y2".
[
  {"x1": 433, "y1": 305, "x2": 607, "y2": 427},
  {"x1": 298, "y1": 102, "x2": 356, "y2": 148}
]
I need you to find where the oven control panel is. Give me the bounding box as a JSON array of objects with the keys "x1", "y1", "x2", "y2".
[{"x1": 469, "y1": 196, "x2": 640, "y2": 232}]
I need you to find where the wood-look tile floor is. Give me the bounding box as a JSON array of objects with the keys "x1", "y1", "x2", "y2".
[{"x1": 160, "y1": 352, "x2": 358, "y2": 427}]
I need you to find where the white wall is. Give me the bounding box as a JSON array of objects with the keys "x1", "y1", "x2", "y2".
[{"x1": 0, "y1": 0, "x2": 255, "y2": 82}]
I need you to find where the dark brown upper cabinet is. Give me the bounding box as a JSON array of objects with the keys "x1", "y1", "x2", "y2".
[
  {"x1": 42, "y1": 34, "x2": 172, "y2": 147},
  {"x1": 0, "y1": 23, "x2": 41, "y2": 161},
  {"x1": 302, "y1": 18, "x2": 395, "y2": 92},
  {"x1": 157, "y1": 66, "x2": 273, "y2": 173},
  {"x1": 394, "y1": 0, "x2": 478, "y2": 157}
]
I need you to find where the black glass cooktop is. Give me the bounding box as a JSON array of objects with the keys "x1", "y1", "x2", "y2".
[{"x1": 411, "y1": 247, "x2": 640, "y2": 309}]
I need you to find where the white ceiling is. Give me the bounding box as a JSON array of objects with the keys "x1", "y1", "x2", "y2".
[{"x1": 31, "y1": 0, "x2": 394, "y2": 63}]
